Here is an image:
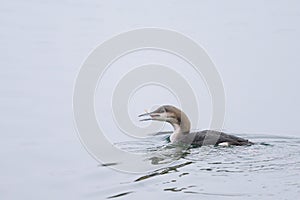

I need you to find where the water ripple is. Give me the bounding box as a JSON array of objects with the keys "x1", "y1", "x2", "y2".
[{"x1": 111, "y1": 133, "x2": 300, "y2": 199}]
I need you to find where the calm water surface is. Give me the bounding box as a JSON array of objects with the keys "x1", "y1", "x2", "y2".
[
  {"x1": 1, "y1": 1, "x2": 300, "y2": 200},
  {"x1": 99, "y1": 133, "x2": 300, "y2": 199}
]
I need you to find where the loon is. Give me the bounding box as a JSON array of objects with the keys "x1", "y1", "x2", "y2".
[{"x1": 139, "y1": 105, "x2": 253, "y2": 146}]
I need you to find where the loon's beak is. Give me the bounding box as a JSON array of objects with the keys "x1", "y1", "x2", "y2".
[{"x1": 138, "y1": 111, "x2": 161, "y2": 121}]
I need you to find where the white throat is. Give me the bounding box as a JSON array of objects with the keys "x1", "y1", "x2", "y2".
[{"x1": 169, "y1": 122, "x2": 190, "y2": 143}]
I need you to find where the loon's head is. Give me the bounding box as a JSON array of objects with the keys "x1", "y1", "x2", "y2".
[{"x1": 138, "y1": 105, "x2": 191, "y2": 133}]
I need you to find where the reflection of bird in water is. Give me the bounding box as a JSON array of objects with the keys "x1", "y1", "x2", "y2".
[{"x1": 139, "y1": 105, "x2": 253, "y2": 146}]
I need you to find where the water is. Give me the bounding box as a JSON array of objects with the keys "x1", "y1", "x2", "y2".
[
  {"x1": 1, "y1": 0, "x2": 300, "y2": 199},
  {"x1": 2, "y1": 133, "x2": 299, "y2": 199},
  {"x1": 107, "y1": 133, "x2": 300, "y2": 199}
]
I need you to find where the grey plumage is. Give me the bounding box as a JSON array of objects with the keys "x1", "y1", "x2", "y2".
[{"x1": 188, "y1": 130, "x2": 253, "y2": 146}]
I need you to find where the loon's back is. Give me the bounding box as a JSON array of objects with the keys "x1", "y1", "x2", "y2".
[{"x1": 187, "y1": 130, "x2": 253, "y2": 146}]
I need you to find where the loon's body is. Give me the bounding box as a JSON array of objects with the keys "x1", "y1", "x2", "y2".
[
  {"x1": 139, "y1": 105, "x2": 253, "y2": 146},
  {"x1": 171, "y1": 130, "x2": 252, "y2": 146}
]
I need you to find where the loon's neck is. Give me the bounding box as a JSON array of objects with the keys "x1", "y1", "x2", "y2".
[{"x1": 169, "y1": 117, "x2": 191, "y2": 143}]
